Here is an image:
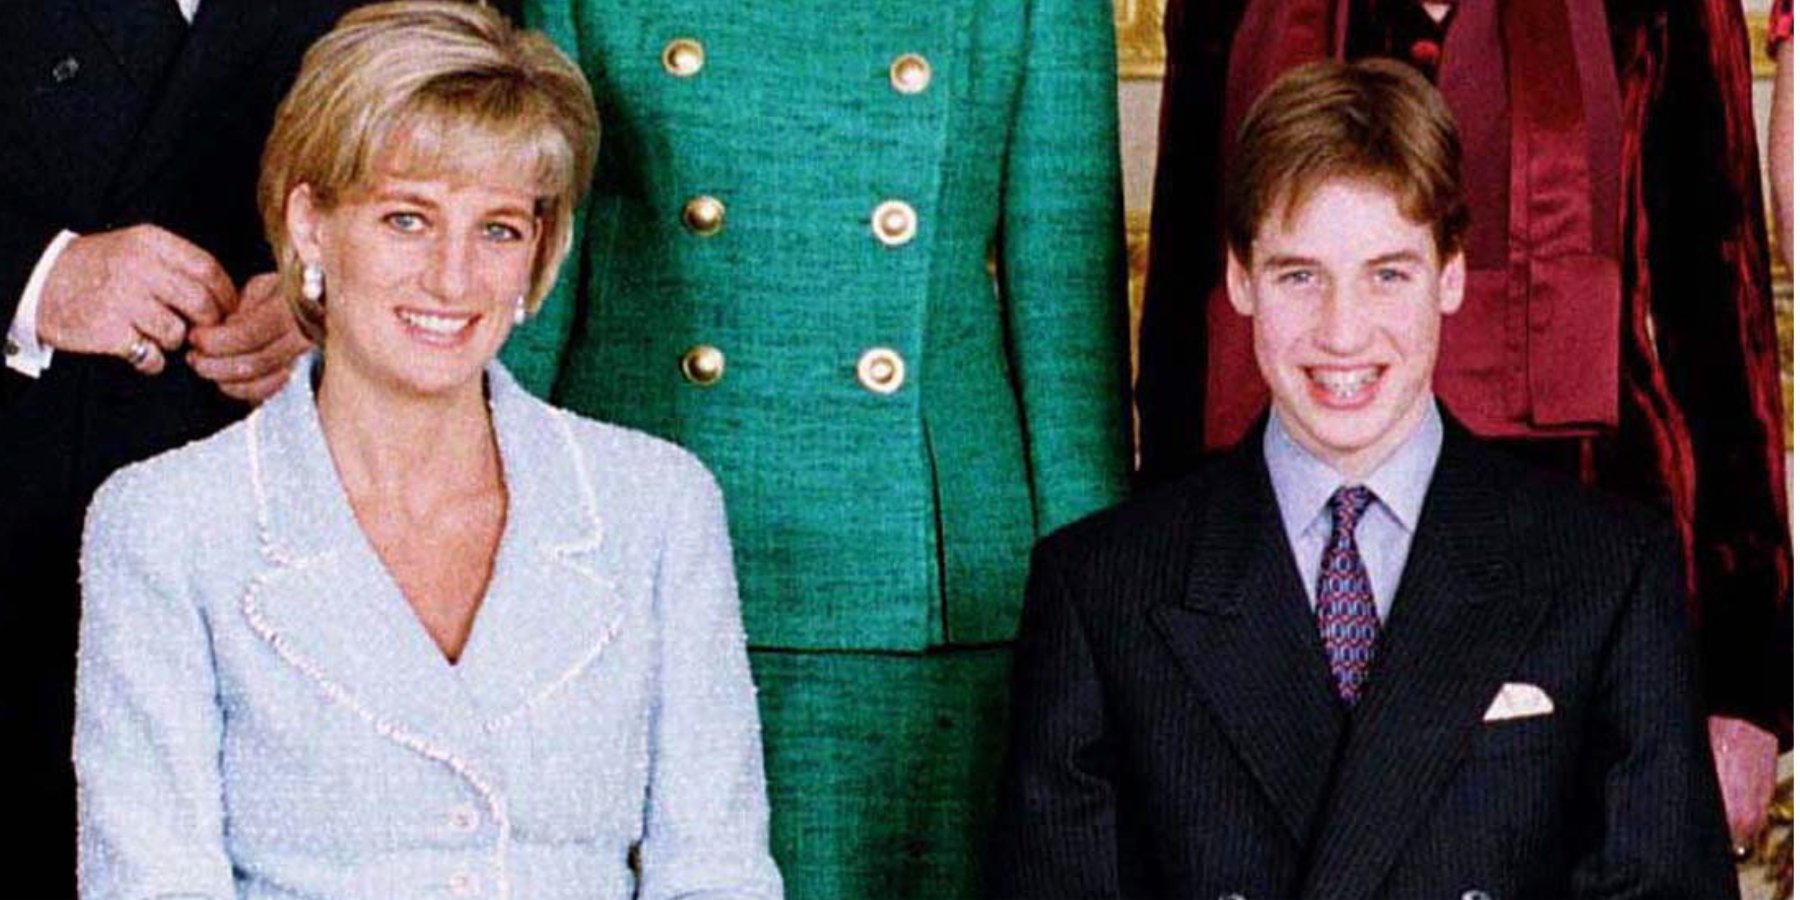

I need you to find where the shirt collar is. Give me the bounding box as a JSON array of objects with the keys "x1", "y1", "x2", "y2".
[{"x1": 1263, "y1": 401, "x2": 1444, "y2": 542}]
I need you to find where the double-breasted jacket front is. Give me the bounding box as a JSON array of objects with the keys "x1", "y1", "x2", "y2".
[
  {"x1": 990, "y1": 419, "x2": 1738, "y2": 899},
  {"x1": 75, "y1": 361, "x2": 781, "y2": 900},
  {"x1": 505, "y1": 0, "x2": 1132, "y2": 653}
]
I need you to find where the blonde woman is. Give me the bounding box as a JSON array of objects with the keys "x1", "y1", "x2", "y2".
[{"x1": 74, "y1": 4, "x2": 781, "y2": 897}]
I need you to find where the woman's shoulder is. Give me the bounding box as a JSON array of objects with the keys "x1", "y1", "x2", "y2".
[
  {"x1": 549, "y1": 410, "x2": 724, "y2": 519},
  {"x1": 90, "y1": 418, "x2": 256, "y2": 524},
  {"x1": 495, "y1": 367, "x2": 720, "y2": 499},
  {"x1": 83, "y1": 416, "x2": 258, "y2": 573}
]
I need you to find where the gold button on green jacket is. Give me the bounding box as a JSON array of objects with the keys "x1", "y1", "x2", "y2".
[{"x1": 505, "y1": 0, "x2": 1130, "y2": 894}]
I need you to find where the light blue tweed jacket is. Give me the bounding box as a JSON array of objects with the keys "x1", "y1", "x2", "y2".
[{"x1": 75, "y1": 357, "x2": 782, "y2": 900}]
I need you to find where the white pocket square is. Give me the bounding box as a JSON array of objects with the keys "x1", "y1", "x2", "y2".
[{"x1": 1482, "y1": 682, "x2": 1555, "y2": 722}]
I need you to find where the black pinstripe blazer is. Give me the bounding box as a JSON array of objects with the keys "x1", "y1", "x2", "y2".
[{"x1": 988, "y1": 413, "x2": 1736, "y2": 900}]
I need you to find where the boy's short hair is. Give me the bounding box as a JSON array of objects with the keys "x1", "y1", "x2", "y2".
[{"x1": 1224, "y1": 58, "x2": 1468, "y2": 264}]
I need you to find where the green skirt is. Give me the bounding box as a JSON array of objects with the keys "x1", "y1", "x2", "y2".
[{"x1": 750, "y1": 647, "x2": 1013, "y2": 899}]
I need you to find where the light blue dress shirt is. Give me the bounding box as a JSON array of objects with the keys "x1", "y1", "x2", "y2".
[{"x1": 1263, "y1": 403, "x2": 1444, "y2": 621}]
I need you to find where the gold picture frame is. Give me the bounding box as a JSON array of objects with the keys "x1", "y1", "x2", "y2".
[{"x1": 1116, "y1": 0, "x2": 1167, "y2": 80}]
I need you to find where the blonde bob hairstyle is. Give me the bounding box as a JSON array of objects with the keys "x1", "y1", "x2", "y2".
[{"x1": 258, "y1": 0, "x2": 599, "y2": 342}]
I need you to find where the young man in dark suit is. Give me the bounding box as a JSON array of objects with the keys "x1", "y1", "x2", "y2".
[
  {"x1": 988, "y1": 59, "x2": 1737, "y2": 900},
  {"x1": 1138, "y1": 0, "x2": 1790, "y2": 851}
]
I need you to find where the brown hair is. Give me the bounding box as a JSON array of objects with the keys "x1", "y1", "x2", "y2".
[
  {"x1": 1223, "y1": 58, "x2": 1467, "y2": 265},
  {"x1": 258, "y1": 0, "x2": 599, "y2": 341}
]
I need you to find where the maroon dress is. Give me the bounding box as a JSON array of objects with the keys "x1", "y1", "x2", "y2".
[{"x1": 1139, "y1": 0, "x2": 1791, "y2": 738}]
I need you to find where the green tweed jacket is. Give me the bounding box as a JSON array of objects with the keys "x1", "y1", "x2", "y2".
[{"x1": 507, "y1": 0, "x2": 1131, "y2": 653}]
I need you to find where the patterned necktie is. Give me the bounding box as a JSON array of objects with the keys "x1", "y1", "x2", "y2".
[{"x1": 1316, "y1": 485, "x2": 1379, "y2": 703}]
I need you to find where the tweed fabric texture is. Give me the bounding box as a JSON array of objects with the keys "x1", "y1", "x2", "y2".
[
  {"x1": 989, "y1": 416, "x2": 1736, "y2": 899},
  {"x1": 75, "y1": 357, "x2": 781, "y2": 899},
  {"x1": 507, "y1": 0, "x2": 1131, "y2": 652},
  {"x1": 752, "y1": 648, "x2": 1011, "y2": 899},
  {"x1": 1316, "y1": 485, "x2": 1378, "y2": 702}
]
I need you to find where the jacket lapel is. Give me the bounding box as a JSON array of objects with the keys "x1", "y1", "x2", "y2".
[
  {"x1": 106, "y1": 0, "x2": 281, "y2": 210},
  {"x1": 1148, "y1": 436, "x2": 1347, "y2": 848},
  {"x1": 1300, "y1": 423, "x2": 1552, "y2": 900},
  {"x1": 240, "y1": 358, "x2": 482, "y2": 750},
  {"x1": 78, "y1": 0, "x2": 190, "y2": 90},
  {"x1": 242, "y1": 362, "x2": 624, "y2": 753},
  {"x1": 451, "y1": 367, "x2": 623, "y2": 731}
]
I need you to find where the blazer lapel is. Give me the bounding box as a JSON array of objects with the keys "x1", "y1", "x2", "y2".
[
  {"x1": 1148, "y1": 436, "x2": 1348, "y2": 848},
  {"x1": 1300, "y1": 423, "x2": 1552, "y2": 900},
  {"x1": 106, "y1": 0, "x2": 280, "y2": 209},
  {"x1": 239, "y1": 359, "x2": 482, "y2": 751},
  {"x1": 78, "y1": 0, "x2": 190, "y2": 90},
  {"x1": 451, "y1": 367, "x2": 624, "y2": 731}
]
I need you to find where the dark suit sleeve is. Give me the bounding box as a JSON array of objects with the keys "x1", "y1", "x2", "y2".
[
  {"x1": 0, "y1": 186, "x2": 64, "y2": 329},
  {"x1": 987, "y1": 541, "x2": 1122, "y2": 899},
  {"x1": 1567, "y1": 524, "x2": 1738, "y2": 899}
]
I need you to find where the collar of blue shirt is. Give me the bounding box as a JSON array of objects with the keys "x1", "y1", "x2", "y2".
[{"x1": 1263, "y1": 401, "x2": 1445, "y2": 617}]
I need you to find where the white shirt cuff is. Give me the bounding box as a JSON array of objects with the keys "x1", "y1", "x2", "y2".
[{"x1": 6, "y1": 230, "x2": 76, "y2": 378}]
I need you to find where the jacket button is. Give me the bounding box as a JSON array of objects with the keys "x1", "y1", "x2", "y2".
[
  {"x1": 52, "y1": 56, "x2": 80, "y2": 83},
  {"x1": 871, "y1": 200, "x2": 917, "y2": 247},
  {"x1": 1216, "y1": 894, "x2": 1248, "y2": 900},
  {"x1": 662, "y1": 38, "x2": 705, "y2": 77},
  {"x1": 447, "y1": 804, "x2": 479, "y2": 833},
  {"x1": 681, "y1": 344, "x2": 725, "y2": 386},
  {"x1": 856, "y1": 347, "x2": 905, "y2": 394},
  {"x1": 682, "y1": 195, "x2": 725, "y2": 236},
  {"x1": 1461, "y1": 891, "x2": 1492, "y2": 900},
  {"x1": 889, "y1": 53, "x2": 931, "y2": 94}
]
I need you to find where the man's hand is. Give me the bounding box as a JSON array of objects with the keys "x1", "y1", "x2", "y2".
[
  {"x1": 188, "y1": 272, "x2": 310, "y2": 403},
  {"x1": 1709, "y1": 715, "x2": 1779, "y2": 857},
  {"x1": 37, "y1": 225, "x2": 234, "y2": 374}
]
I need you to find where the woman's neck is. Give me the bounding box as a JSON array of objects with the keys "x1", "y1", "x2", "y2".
[{"x1": 314, "y1": 366, "x2": 502, "y2": 514}]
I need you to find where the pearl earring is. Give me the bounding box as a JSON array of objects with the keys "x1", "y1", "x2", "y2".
[
  {"x1": 301, "y1": 264, "x2": 325, "y2": 302},
  {"x1": 512, "y1": 295, "x2": 527, "y2": 326}
]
